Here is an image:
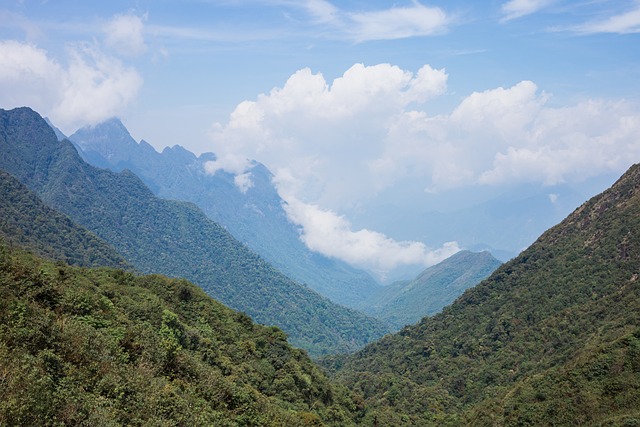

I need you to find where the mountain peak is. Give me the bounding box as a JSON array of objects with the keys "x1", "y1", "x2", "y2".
[{"x1": 69, "y1": 118, "x2": 147, "y2": 168}]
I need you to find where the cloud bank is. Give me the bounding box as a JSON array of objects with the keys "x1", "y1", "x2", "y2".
[{"x1": 206, "y1": 62, "x2": 640, "y2": 272}]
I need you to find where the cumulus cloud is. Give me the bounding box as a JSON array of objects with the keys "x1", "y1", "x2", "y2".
[
  {"x1": 206, "y1": 62, "x2": 640, "y2": 272},
  {"x1": 207, "y1": 62, "x2": 447, "y2": 206},
  {"x1": 501, "y1": 0, "x2": 554, "y2": 22},
  {"x1": 103, "y1": 12, "x2": 148, "y2": 57},
  {"x1": 281, "y1": 194, "x2": 460, "y2": 275},
  {"x1": 0, "y1": 40, "x2": 142, "y2": 133}
]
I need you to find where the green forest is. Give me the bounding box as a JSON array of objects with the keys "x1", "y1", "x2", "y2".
[{"x1": 0, "y1": 241, "x2": 362, "y2": 426}]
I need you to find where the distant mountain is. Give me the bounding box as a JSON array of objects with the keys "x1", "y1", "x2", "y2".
[
  {"x1": 358, "y1": 250, "x2": 502, "y2": 330},
  {"x1": 0, "y1": 169, "x2": 129, "y2": 269},
  {"x1": 0, "y1": 107, "x2": 389, "y2": 356},
  {"x1": 327, "y1": 163, "x2": 640, "y2": 425},
  {"x1": 350, "y1": 176, "x2": 618, "y2": 265},
  {"x1": 68, "y1": 118, "x2": 382, "y2": 308},
  {"x1": 0, "y1": 242, "x2": 362, "y2": 425}
]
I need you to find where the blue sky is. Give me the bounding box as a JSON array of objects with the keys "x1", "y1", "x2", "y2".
[{"x1": 1, "y1": 0, "x2": 640, "y2": 275}]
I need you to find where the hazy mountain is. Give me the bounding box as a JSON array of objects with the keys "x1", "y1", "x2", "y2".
[
  {"x1": 0, "y1": 107, "x2": 389, "y2": 356},
  {"x1": 0, "y1": 169, "x2": 129, "y2": 269},
  {"x1": 68, "y1": 118, "x2": 382, "y2": 308},
  {"x1": 327, "y1": 163, "x2": 640, "y2": 425},
  {"x1": 358, "y1": 250, "x2": 502, "y2": 330},
  {"x1": 0, "y1": 242, "x2": 362, "y2": 425},
  {"x1": 350, "y1": 174, "x2": 619, "y2": 265}
]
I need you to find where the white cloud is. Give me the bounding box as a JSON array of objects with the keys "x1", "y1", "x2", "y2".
[
  {"x1": 348, "y1": 3, "x2": 449, "y2": 42},
  {"x1": 303, "y1": 0, "x2": 340, "y2": 24},
  {"x1": 234, "y1": 172, "x2": 255, "y2": 193},
  {"x1": 0, "y1": 40, "x2": 63, "y2": 113},
  {"x1": 206, "y1": 63, "x2": 640, "y2": 271},
  {"x1": 145, "y1": 1, "x2": 450, "y2": 44},
  {"x1": 570, "y1": 3, "x2": 640, "y2": 34},
  {"x1": 103, "y1": 12, "x2": 148, "y2": 57},
  {"x1": 207, "y1": 63, "x2": 447, "y2": 207},
  {"x1": 281, "y1": 194, "x2": 460, "y2": 275},
  {"x1": 0, "y1": 40, "x2": 142, "y2": 133},
  {"x1": 501, "y1": 0, "x2": 554, "y2": 22}
]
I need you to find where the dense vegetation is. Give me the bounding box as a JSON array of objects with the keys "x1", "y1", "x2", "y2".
[
  {"x1": 0, "y1": 241, "x2": 363, "y2": 426},
  {"x1": 358, "y1": 250, "x2": 502, "y2": 330},
  {"x1": 0, "y1": 107, "x2": 389, "y2": 357},
  {"x1": 0, "y1": 170, "x2": 129, "y2": 270},
  {"x1": 69, "y1": 118, "x2": 382, "y2": 309},
  {"x1": 326, "y1": 164, "x2": 640, "y2": 425}
]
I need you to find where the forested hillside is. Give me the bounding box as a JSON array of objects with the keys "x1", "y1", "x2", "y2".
[
  {"x1": 0, "y1": 107, "x2": 389, "y2": 356},
  {"x1": 0, "y1": 170, "x2": 129, "y2": 269},
  {"x1": 0, "y1": 242, "x2": 363, "y2": 426},
  {"x1": 358, "y1": 250, "x2": 502, "y2": 330},
  {"x1": 327, "y1": 164, "x2": 640, "y2": 425},
  {"x1": 68, "y1": 118, "x2": 382, "y2": 309}
]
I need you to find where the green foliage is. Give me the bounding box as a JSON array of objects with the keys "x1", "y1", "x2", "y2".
[
  {"x1": 0, "y1": 242, "x2": 363, "y2": 426},
  {"x1": 329, "y1": 163, "x2": 640, "y2": 424},
  {"x1": 0, "y1": 107, "x2": 389, "y2": 357}
]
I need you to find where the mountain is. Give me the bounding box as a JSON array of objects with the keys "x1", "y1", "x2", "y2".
[
  {"x1": 68, "y1": 118, "x2": 382, "y2": 308},
  {"x1": 358, "y1": 250, "x2": 502, "y2": 330},
  {"x1": 326, "y1": 163, "x2": 640, "y2": 425},
  {"x1": 0, "y1": 107, "x2": 389, "y2": 356},
  {"x1": 43, "y1": 117, "x2": 66, "y2": 141},
  {"x1": 350, "y1": 175, "x2": 618, "y2": 265},
  {"x1": 0, "y1": 169, "x2": 130, "y2": 269},
  {"x1": 0, "y1": 242, "x2": 363, "y2": 425}
]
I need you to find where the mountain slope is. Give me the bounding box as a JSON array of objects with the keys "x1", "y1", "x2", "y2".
[
  {"x1": 0, "y1": 169, "x2": 129, "y2": 269},
  {"x1": 328, "y1": 163, "x2": 640, "y2": 425},
  {"x1": 358, "y1": 250, "x2": 502, "y2": 330},
  {"x1": 0, "y1": 107, "x2": 389, "y2": 356},
  {"x1": 68, "y1": 118, "x2": 382, "y2": 308},
  {"x1": 0, "y1": 242, "x2": 362, "y2": 426}
]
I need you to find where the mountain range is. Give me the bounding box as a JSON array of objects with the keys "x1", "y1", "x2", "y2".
[
  {"x1": 0, "y1": 106, "x2": 638, "y2": 425},
  {"x1": 66, "y1": 118, "x2": 382, "y2": 309},
  {"x1": 64, "y1": 117, "x2": 507, "y2": 324},
  {"x1": 0, "y1": 107, "x2": 389, "y2": 356}
]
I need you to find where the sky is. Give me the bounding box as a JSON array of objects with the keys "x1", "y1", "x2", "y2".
[{"x1": 1, "y1": 0, "x2": 640, "y2": 276}]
